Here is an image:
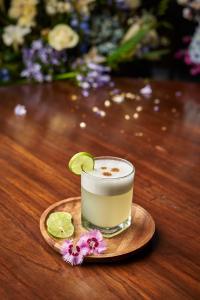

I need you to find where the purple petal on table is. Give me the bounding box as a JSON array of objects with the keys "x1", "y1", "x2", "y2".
[
  {"x1": 109, "y1": 81, "x2": 115, "y2": 87},
  {"x1": 140, "y1": 84, "x2": 152, "y2": 95},
  {"x1": 153, "y1": 105, "x2": 160, "y2": 112},
  {"x1": 175, "y1": 91, "x2": 182, "y2": 97},
  {"x1": 82, "y1": 90, "x2": 89, "y2": 97},
  {"x1": 110, "y1": 88, "x2": 120, "y2": 95},
  {"x1": 14, "y1": 104, "x2": 27, "y2": 116}
]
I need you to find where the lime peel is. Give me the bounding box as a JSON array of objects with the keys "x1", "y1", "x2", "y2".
[{"x1": 68, "y1": 152, "x2": 94, "y2": 175}]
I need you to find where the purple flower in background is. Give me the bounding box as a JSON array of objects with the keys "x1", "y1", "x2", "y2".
[
  {"x1": 0, "y1": 68, "x2": 10, "y2": 82},
  {"x1": 114, "y1": 0, "x2": 140, "y2": 9},
  {"x1": 32, "y1": 40, "x2": 43, "y2": 50},
  {"x1": 175, "y1": 33, "x2": 200, "y2": 76},
  {"x1": 114, "y1": 0, "x2": 128, "y2": 9},
  {"x1": 70, "y1": 18, "x2": 79, "y2": 28},
  {"x1": 21, "y1": 62, "x2": 44, "y2": 82},
  {"x1": 73, "y1": 59, "x2": 111, "y2": 97},
  {"x1": 21, "y1": 40, "x2": 67, "y2": 82}
]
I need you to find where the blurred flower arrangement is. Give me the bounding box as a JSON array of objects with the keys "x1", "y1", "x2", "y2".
[
  {"x1": 0, "y1": 0, "x2": 168, "y2": 91},
  {"x1": 176, "y1": 0, "x2": 200, "y2": 75}
]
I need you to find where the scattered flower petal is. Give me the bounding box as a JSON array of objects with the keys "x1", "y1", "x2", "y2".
[
  {"x1": 71, "y1": 94, "x2": 78, "y2": 101},
  {"x1": 135, "y1": 95, "x2": 141, "y2": 101},
  {"x1": 112, "y1": 94, "x2": 124, "y2": 103},
  {"x1": 99, "y1": 110, "x2": 106, "y2": 117},
  {"x1": 104, "y1": 100, "x2": 111, "y2": 107},
  {"x1": 175, "y1": 91, "x2": 182, "y2": 97},
  {"x1": 124, "y1": 114, "x2": 130, "y2": 120},
  {"x1": 155, "y1": 145, "x2": 167, "y2": 153},
  {"x1": 154, "y1": 99, "x2": 160, "y2": 104},
  {"x1": 14, "y1": 104, "x2": 27, "y2": 116},
  {"x1": 125, "y1": 92, "x2": 135, "y2": 99},
  {"x1": 82, "y1": 90, "x2": 89, "y2": 97},
  {"x1": 171, "y1": 108, "x2": 177, "y2": 113},
  {"x1": 80, "y1": 122, "x2": 86, "y2": 128},
  {"x1": 135, "y1": 132, "x2": 143, "y2": 137},
  {"x1": 110, "y1": 89, "x2": 120, "y2": 95},
  {"x1": 136, "y1": 106, "x2": 143, "y2": 112},
  {"x1": 153, "y1": 105, "x2": 159, "y2": 112},
  {"x1": 133, "y1": 113, "x2": 139, "y2": 119},
  {"x1": 81, "y1": 82, "x2": 90, "y2": 89},
  {"x1": 140, "y1": 84, "x2": 152, "y2": 96},
  {"x1": 92, "y1": 106, "x2": 99, "y2": 112}
]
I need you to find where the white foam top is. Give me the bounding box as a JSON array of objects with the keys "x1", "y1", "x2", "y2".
[
  {"x1": 88, "y1": 158, "x2": 133, "y2": 178},
  {"x1": 81, "y1": 158, "x2": 134, "y2": 196}
]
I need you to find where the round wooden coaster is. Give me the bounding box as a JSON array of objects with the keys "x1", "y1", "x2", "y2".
[{"x1": 40, "y1": 197, "x2": 155, "y2": 261}]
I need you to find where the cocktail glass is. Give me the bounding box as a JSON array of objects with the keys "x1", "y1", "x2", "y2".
[{"x1": 81, "y1": 156, "x2": 135, "y2": 237}]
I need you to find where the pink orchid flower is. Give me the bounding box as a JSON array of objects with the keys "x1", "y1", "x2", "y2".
[
  {"x1": 61, "y1": 240, "x2": 88, "y2": 266},
  {"x1": 80, "y1": 230, "x2": 107, "y2": 255}
]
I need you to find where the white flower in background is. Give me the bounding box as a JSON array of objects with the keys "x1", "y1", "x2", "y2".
[
  {"x1": 57, "y1": 1, "x2": 71, "y2": 13},
  {"x1": 9, "y1": 0, "x2": 38, "y2": 27},
  {"x1": 189, "y1": 25, "x2": 200, "y2": 63},
  {"x1": 0, "y1": 0, "x2": 5, "y2": 11},
  {"x1": 48, "y1": 24, "x2": 79, "y2": 51},
  {"x1": 145, "y1": 29, "x2": 159, "y2": 46},
  {"x1": 45, "y1": 0, "x2": 71, "y2": 15},
  {"x1": 122, "y1": 19, "x2": 141, "y2": 43},
  {"x1": 177, "y1": 0, "x2": 200, "y2": 9},
  {"x1": 75, "y1": 0, "x2": 95, "y2": 15},
  {"x1": 3, "y1": 25, "x2": 30, "y2": 49},
  {"x1": 183, "y1": 7, "x2": 193, "y2": 19},
  {"x1": 125, "y1": 0, "x2": 141, "y2": 9},
  {"x1": 122, "y1": 14, "x2": 157, "y2": 45},
  {"x1": 190, "y1": 1, "x2": 200, "y2": 10},
  {"x1": 84, "y1": 47, "x2": 106, "y2": 63},
  {"x1": 177, "y1": 0, "x2": 189, "y2": 5},
  {"x1": 45, "y1": 0, "x2": 57, "y2": 15}
]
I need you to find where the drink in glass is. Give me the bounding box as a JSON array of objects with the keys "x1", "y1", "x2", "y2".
[{"x1": 81, "y1": 156, "x2": 135, "y2": 237}]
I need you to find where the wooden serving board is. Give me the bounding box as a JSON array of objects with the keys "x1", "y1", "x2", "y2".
[{"x1": 40, "y1": 197, "x2": 155, "y2": 261}]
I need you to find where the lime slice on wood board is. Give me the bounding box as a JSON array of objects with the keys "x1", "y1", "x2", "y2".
[
  {"x1": 68, "y1": 152, "x2": 94, "y2": 175},
  {"x1": 47, "y1": 212, "x2": 74, "y2": 239}
]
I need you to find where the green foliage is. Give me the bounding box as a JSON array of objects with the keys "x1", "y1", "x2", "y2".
[
  {"x1": 107, "y1": 22, "x2": 155, "y2": 67},
  {"x1": 141, "y1": 49, "x2": 169, "y2": 60},
  {"x1": 158, "y1": 0, "x2": 171, "y2": 16},
  {"x1": 54, "y1": 72, "x2": 78, "y2": 80}
]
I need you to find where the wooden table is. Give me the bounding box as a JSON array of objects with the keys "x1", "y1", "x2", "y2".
[{"x1": 0, "y1": 79, "x2": 199, "y2": 300}]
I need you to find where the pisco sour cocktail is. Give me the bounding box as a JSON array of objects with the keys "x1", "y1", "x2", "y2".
[{"x1": 68, "y1": 153, "x2": 135, "y2": 237}]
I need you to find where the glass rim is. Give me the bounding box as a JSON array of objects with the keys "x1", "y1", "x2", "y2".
[{"x1": 82, "y1": 156, "x2": 135, "y2": 179}]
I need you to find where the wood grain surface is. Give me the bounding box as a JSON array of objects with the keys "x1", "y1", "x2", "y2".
[
  {"x1": 40, "y1": 197, "x2": 155, "y2": 259},
  {"x1": 0, "y1": 79, "x2": 199, "y2": 300}
]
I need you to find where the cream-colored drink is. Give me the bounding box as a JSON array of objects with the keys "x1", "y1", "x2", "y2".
[{"x1": 81, "y1": 157, "x2": 134, "y2": 236}]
